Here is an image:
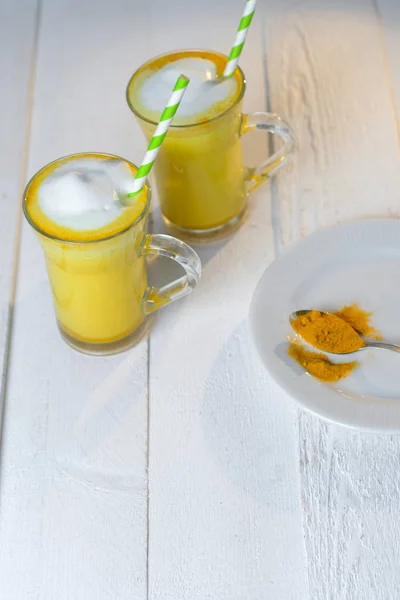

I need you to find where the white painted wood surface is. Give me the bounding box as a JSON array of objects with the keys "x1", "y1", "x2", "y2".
[
  {"x1": 0, "y1": 0, "x2": 39, "y2": 427},
  {"x1": 1, "y1": 0, "x2": 400, "y2": 598},
  {"x1": 0, "y1": 1, "x2": 150, "y2": 598},
  {"x1": 265, "y1": 1, "x2": 400, "y2": 598}
]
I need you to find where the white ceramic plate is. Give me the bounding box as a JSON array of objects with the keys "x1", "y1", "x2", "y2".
[{"x1": 249, "y1": 219, "x2": 400, "y2": 432}]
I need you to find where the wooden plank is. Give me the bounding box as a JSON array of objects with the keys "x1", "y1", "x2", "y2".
[
  {"x1": 376, "y1": 0, "x2": 400, "y2": 149},
  {"x1": 263, "y1": 1, "x2": 400, "y2": 597},
  {"x1": 0, "y1": 0, "x2": 39, "y2": 424},
  {"x1": 147, "y1": 2, "x2": 309, "y2": 599},
  {"x1": 0, "y1": 0, "x2": 152, "y2": 598}
]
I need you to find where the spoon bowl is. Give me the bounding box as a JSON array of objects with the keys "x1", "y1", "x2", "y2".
[{"x1": 289, "y1": 309, "x2": 400, "y2": 356}]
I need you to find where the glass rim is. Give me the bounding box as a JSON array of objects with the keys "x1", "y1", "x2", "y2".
[
  {"x1": 22, "y1": 152, "x2": 152, "y2": 245},
  {"x1": 126, "y1": 48, "x2": 247, "y2": 129}
]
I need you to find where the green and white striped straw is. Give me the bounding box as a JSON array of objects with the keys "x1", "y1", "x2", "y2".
[
  {"x1": 224, "y1": 0, "x2": 257, "y2": 77},
  {"x1": 128, "y1": 74, "x2": 190, "y2": 197}
]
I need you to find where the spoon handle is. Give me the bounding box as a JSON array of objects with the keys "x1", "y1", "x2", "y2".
[{"x1": 365, "y1": 341, "x2": 400, "y2": 354}]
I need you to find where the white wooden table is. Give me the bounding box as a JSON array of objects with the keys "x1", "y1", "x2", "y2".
[{"x1": 1, "y1": 0, "x2": 400, "y2": 598}]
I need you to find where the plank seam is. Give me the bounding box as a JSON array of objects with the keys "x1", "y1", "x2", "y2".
[
  {"x1": 260, "y1": 9, "x2": 282, "y2": 257},
  {"x1": 146, "y1": 336, "x2": 150, "y2": 600},
  {"x1": 0, "y1": 0, "x2": 43, "y2": 455}
]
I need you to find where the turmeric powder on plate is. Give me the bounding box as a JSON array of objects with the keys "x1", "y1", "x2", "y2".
[
  {"x1": 334, "y1": 304, "x2": 382, "y2": 340},
  {"x1": 287, "y1": 303, "x2": 380, "y2": 383},
  {"x1": 288, "y1": 343, "x2": 358, "y2": 383}
]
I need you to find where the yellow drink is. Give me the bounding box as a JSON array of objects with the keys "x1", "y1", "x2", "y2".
[
  {"x1": 127, "y1": 50, "x2": 295, "y2": 242},
  {"x1": 24, "y1": 152, "x2": 201, "y2": 355},
  {"x1": 139, "y1": 98, "x2": 245, "y2": 231},
  {"x1": 24, "y1": 153, "x2": 149, "y2": 354},
  {"x1": 127, "y1": 50, "x2": 246, "y2": 238},
  {"x1": 38, "y1": 222, "x2": 147, "y2": 346}
]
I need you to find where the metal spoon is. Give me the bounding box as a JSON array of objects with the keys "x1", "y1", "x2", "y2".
[{"x1": 289, "y1": 310, "x2": 400, "y2": 355}]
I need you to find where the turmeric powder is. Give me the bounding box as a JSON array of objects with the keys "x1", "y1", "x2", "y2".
[
  {"x1": 291, "y1": 310, "x2": 364, "y2": 354},
  {"x1": 288, "y1": 343, "x2": 358, "y2": 383},
  {"x1": 334, "y1": 304, "x2": 382, "y2": 340}
]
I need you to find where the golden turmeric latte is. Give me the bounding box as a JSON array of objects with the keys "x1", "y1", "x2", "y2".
[{"x1": 288, "y1": 344, "x2": 358, "y2": 383}]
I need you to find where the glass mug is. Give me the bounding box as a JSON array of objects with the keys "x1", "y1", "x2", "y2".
[
  {"x1": 23, "y1": 152, "x2": 201, "y2": 356},
  {"x1": 126, "y1": 49, "x2": 295, "y2": 242}
]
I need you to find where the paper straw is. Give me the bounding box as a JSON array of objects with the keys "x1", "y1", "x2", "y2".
[
  {"x1": 224, "y1": 0, "x2": 257, "y2": 77},
  {"x1": 128, "y1": 75, "x2": 190, "y2": 197}
]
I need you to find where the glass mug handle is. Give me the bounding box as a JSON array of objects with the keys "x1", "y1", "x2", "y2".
[
  {"x1": 240, "y1": 112, "x2": 295, "y2": 195},
  {"x1": 140, "y1": 233, "x2": 201, "y2": 314}
]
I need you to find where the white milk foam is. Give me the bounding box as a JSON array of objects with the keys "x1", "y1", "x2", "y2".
[
  {"x1": 137, "y1": 58, "x2": 238, "y2": 123},
  {"x1": 38, "y1": 158, "x2": 135, "y2": 231}
]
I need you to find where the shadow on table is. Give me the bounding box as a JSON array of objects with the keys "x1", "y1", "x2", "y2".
[
  {"x1": 200, "y1": 319, "x2": 299, "y2": 510},
  {"x1": 0, "y1": 273, "x2": 148, "y2": 492},
  {"x1": 147, "y1": 205, "x2": 233, "y2": 290}
]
